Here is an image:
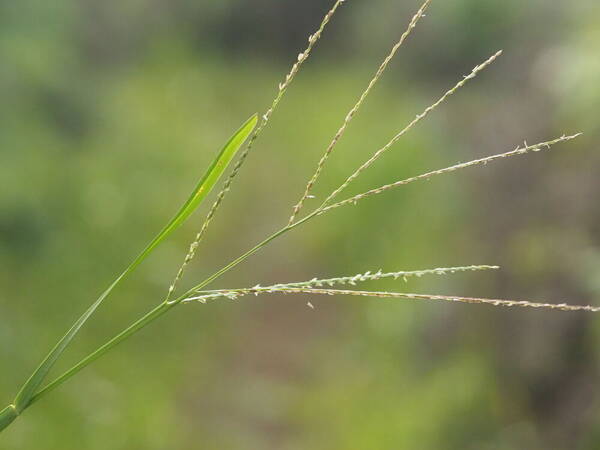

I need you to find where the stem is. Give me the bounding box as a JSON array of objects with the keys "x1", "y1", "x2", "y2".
[
  {"x1": 29, "y1": 207, "x2": 322, "y2": 409},
  {"x1": 174, "y1": 211, "x2": 319, "y2": 300},
  {"x1": 29, "y1": 301, "x2": 174, "y2": 406}
]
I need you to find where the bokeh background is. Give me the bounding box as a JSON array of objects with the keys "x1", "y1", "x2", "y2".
[{"x1": 1, "y1": 0, "x2": 599, "y2": 448}]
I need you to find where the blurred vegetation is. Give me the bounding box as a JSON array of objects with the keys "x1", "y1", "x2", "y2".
[{"x1": 1, "y1": 0, "x2": 599, "y2": 449}]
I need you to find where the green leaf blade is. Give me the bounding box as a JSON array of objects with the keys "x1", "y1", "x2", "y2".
[{"x1": 12, "y1": 114, "x2": 258, "y2": 414}]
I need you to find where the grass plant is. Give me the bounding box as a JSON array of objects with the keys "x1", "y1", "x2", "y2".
[{"x1": 0, "y1": 0, "x2": 593, "y2": 433}]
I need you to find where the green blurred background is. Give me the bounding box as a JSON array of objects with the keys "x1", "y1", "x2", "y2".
[{"x1": 1, "y1": 0, "x2": 599, "y2": 448}]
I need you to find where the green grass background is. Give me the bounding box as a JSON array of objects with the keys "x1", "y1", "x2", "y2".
[{"x1": 1, "y1": 0, "x2": 599, "y2": 448}]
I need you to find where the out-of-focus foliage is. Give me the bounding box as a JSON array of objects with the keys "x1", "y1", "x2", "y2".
[{"x1": 0, "y1": 1, "x2": 599, "y2": 449}]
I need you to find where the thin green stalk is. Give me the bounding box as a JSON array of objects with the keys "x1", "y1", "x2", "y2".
[
  {"x1": 30, "y1": 301, "x2": 174, "y2": 406},
  {"x1": 172, "y1": 211, "x2": 320, "y2": 301},
  {"x1": 30, "y1": 212, "x2": 322, "y2": 403}
]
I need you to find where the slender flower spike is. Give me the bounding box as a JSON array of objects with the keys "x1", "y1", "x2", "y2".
[
  {"x1": 185, "y1": 265, "x2": 501, "y2": 303},
  {"x1": 321, "y1": 134, "x2": 581, "y2": 213},
  {"x1": 191, "y1": 265, "x2": 499, "y2": 295},
  {"x1": 185, "y1": 287, "x2": 600, "y2": 313},
  {"x1": 289, "y1": 0, "x2": 431, "y2": 224},
  {"x1": 320, "y1": 50, "x2": 503, "y2": 207}
]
